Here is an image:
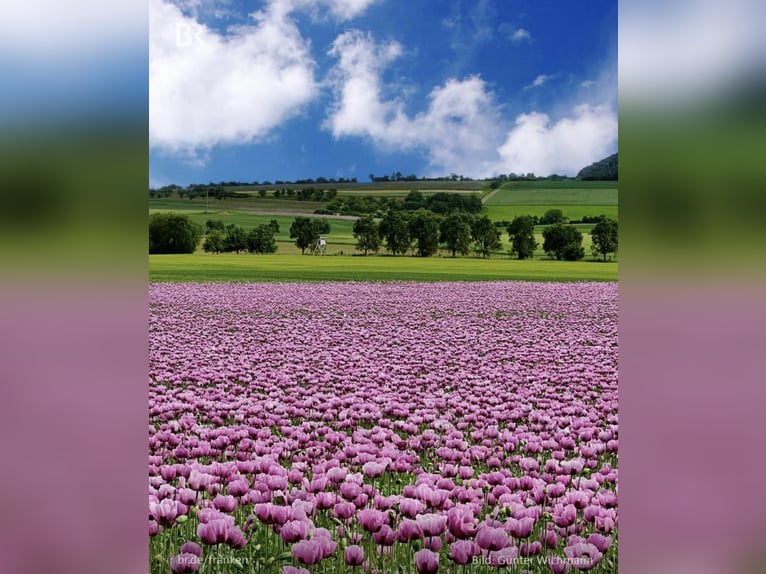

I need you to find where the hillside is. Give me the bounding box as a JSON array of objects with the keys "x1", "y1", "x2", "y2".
[{"x1": 577, "y1": 153, "x2": 618, "y2": 180}]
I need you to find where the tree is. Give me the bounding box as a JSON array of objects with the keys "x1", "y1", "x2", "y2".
[
  {"x1": 352, "y1": 216, "x2": 381, "y2": 255},
  {"x1": 289, "y1": 217, "x2": 319, "y2": 254},
  {"x1": 379, "y1": 210, "x2": 411, "y2": 255},
  {"x1": 258, "y1": 189, "x2": 267, "y2": 198},
  {"x1": 149, "y1": 213, "x2": 202, "y2": 254},
  {"x1": 542, "y1": 223, "x2": 584, "y2": 260},
  {"x1": 402, "y1": 190, "x2": 425, "y2": 211},
  {"x1": 224, "y1": 224, "x2": 247, "y2": 254},
  {"x1": 440, "y1": 213, "x2": 473, "y2": 257},
  {"x1": 315, "y1": 219, "x2": 331, "y2": 235},
  {"x1": 507, "y1": 215, "x2": 538, "y2": 260},
  {"x1": 268, "y1": 219, "x2": 280, "y2": 233},
  {"x1": 246, "y1": 225, "x2": 278, "y2": 254},
  {"x1": 471, "y1": 215, "x2": 501, "y2": 258},
  {"x1": 408, "y1": 210, "x2": 441, "y2": 257},
  {"x1": 205, "y1": 219, "x2": 225, "y2": 233},
  {"x1": 202, "y1": 230, "x2": 225, "y2": 254},
  {"x1": 590, "y1": 216, "x2": 618, "y2": 261},
  {"x1": 539, "y1": 209, "x2": 567, "y2": 225}
]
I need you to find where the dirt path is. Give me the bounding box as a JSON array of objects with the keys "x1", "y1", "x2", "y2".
[{"x1": 482, "y1": 187, "x2": 500, "y2": 204}]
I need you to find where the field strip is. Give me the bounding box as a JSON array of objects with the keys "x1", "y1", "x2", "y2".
[{"x1": 482, "y1": 187, "x2": 501, "y2": 204}]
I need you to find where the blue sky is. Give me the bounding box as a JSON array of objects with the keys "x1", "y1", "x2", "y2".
[{"x1": 149, "y1": 0, "x2": 617, "y2": 187}]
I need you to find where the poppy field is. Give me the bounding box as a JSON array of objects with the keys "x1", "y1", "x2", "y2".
[{"x1": 149, "y1": 281, "x2": 618, "y2": 573}]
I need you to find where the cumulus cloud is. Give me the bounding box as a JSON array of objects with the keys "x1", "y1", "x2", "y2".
[
  {"x1": 150, "y1": 0, "x2": 380, "y2": 161},
  {"x1": 324, "y1": 30, "x2": 503, "y2": 176},
  {"x1": 325, "y1": 30, "x2": 616, "y2": 178},
  {"x1": 494, "y1": 105, "x2": 618, "y2": 176},
  {"x1": 149, "y1": 0, "x2": 318, "y2": 159},
  {"x1": 324, "y1": 30, "x2": 406, "y2": 140}
]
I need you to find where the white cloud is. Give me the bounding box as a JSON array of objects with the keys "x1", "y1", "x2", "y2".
[
  {"x1": 499, "y1": 23, "x2": 531, "y2": 44},
  {"x1": 149, "y1": 0, "x2": 318, "y2": 160},
  {"x1": 511, "y1": 28, "x2": 531, "y2": 42},
  {"x1": 325, "y1": 31, "x2": 616, "y2": 178},
  {"x1": 494, "y1": 105, "x2": 617, "y2": 176},
  {"x1": 270, "y1": 0, "x2": 380, "y2": 21},
  {"x1": 324, "y1": 30, "x2": 406, "y2": 141},
  {"x1": 581, "y1": 79, "x2": 596, "y2": 88},
  {"x1": 169, "y1": 0, "x2": 235, "y2": 20},
  {"x1": 525, "y1": 74, "x2": 551, "y2": 89},
  {"x1": 323, "y1": 0, "x2": 380, "y2": 20},
  {"x1": 324, "y1": 30, "x2": 503, "y2": 176}
]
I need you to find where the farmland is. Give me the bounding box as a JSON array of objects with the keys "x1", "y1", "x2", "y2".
[
  {"x1": 149, "y1": 281, "x2": 618, "y2": 573},
  {"x1": 149, "y1": 178, "x2": 617, "y2": 283},
  {"x1": 484, "y1": 182, "x2": 618, "y2": 223}
]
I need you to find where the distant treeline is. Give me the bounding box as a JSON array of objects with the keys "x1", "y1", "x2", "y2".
[
  {"x1": 149, "y1": 155, "x2": 618, "y2": 195},
  {"x1": 317, "y1": 190, "x2": 483, "y2": 217},
  {"x1": 148, "y1": 184, "x2": 249, "y2": 200}
]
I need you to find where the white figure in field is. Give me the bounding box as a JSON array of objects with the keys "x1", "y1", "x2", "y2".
[{"x1": 313, "y1": 235, "x2": 327, "y2": 255}]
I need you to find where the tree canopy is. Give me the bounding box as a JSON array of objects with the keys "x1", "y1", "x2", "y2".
[
  {"x1": 590, "y1": 216, "x2": 618, "y2": 261},
  {"x1": 507, "y1": 215, "x2": 538, "y2": 260},
  {"x1": 440, "y1": 213, "x2": 473, "y2": 258},
  {"x1": 149, "y1": 213, "x2": 202, "y2": 254},
  {"x1": 408, "y1": 210, "x2": 441, "y2": 257},
  {"x1": 379, "y1": 211, "x2": 411, "y2": 256},
  {"x1": 352, "y1": 216, "x2": 381, "y2": 255},
  {"x1": 542, "y1": 223, "x2": 585, "y2": 261},
  {"x1": 577, "y1": 153, "x2": 618, "y2": 180},
  {"x1": 289, "y1": 217, "x2": 329, "y2": 254},
  {"x1": 471, "y1": 215, "x2": 501, "y2": 258}
]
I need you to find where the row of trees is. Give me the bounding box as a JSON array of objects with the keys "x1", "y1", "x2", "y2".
[
  {"x1": 149, "y1": 185, "x2": 249, "y2": 200},
  {"x1": 201, "y1": 219, "x2": 280, "y2": 254},
  {"x1": 318, "y1": 190, "x2": 483, "y2": 218},
  {"x1": 504, "y1": 215, "x2": 617, "y2": 261},
  {"x1": 270, "y1": 187, "x2": 338, "y2": 201},
  {"x1": 353, "y1": 212, "x2": 502, "y2": 258},
  {"x1": 352, "y1": 212, "x2": 618, "y2": 261},
  {"x1": 150, "y1": 212, "x2": 617, "y2": 261}
]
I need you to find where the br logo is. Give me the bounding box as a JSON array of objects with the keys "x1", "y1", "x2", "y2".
[{"x1": 175, "y1": 23, "x2": 205, "y2": 48}]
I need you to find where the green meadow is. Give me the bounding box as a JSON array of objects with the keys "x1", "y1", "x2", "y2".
[
  {"x1": 150, "y1": 253, "x2": 617, "y2": 283},
  {"x1": 484, "y1": 180, "x2": 618, "y2": 222}
]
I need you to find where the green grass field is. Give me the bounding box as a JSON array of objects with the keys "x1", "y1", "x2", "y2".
[
  {"x1": 485, "y1": 183, "x2": 617, "y2": 206},
  {"x1": 150, "y1": 253, "x2": 617, "y2": 283}
]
